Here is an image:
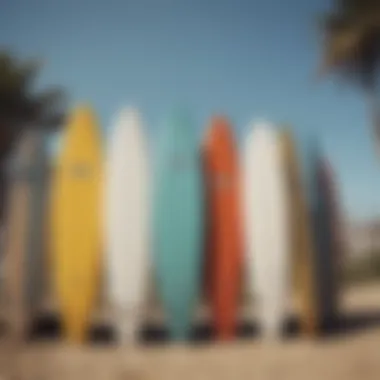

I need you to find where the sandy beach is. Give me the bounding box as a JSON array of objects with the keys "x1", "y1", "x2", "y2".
[{"x1": 0, "y1": 282, "x2": 379, "y2": 379}]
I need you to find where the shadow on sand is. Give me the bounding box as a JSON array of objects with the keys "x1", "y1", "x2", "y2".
[{"x1": 1, "y1": 310, "x2": 380, "y2": 345}]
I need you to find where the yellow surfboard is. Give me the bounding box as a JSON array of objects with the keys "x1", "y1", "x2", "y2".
[
  {"x1": 280, "y1": 129, "x2": 318, "y2": 337},
  {"x1": 50, "y1": 106, "x2": 103, "y2": 342}
]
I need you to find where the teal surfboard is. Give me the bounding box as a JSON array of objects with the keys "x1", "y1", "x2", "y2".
[{"x1": 153, "y1": 111, "x2": 204, "y2": 340}]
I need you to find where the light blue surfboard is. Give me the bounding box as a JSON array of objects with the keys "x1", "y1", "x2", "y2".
[{"x1": 153, "y1": 111, "x2": 204, "y2": 340}]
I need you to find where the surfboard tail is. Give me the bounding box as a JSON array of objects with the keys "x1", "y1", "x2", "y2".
[
  {"x1": 117, "y1": 320, "x2": 139, "y2": 345},
  {"x1": 215, "y1": 321, "x2": 236, "y2": 341},
  {"x1": 114, "y1": 307, "x2": 141, "y2": 345},
  {"x1": 169, "y1": 319, "x2": 192, "y2": 341},
  {"x1": 63, "y1": 318, "x2": 88, "y2": 343},
  {"x1": 212, "y1": 289, "x2": 238, "y2": 340},
  {"x1": 164, "y1": 302, "x2": 195, "y2": 341},
  {"x1": 260, "y1": 312, "x2": 284, "y2": 339}
]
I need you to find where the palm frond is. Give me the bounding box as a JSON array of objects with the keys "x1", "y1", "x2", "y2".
[
  {"x1": 318, "y1": 2, "x2": 380, "y2": 89},
  {"x1": 0, "y1": 50, "x2": 67, "y2": 131}
]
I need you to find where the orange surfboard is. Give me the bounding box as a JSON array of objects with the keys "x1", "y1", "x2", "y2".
[{"x1": 203, "y1": 116, "x2": 242, "y2": 340}]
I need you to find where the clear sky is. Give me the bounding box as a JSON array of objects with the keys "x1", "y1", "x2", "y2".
[{"x1": 1, "y1": 0, "x2": 380, "y2": 221}]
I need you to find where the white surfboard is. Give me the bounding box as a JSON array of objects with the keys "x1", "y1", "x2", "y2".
[
  {"x1": 242, "y1": 121, "x2": 290, "y2": 339},
  {"x1": 104, "y1": 107, "x2": 150, "y2": 344}
]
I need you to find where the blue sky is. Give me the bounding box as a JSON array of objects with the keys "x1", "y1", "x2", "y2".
[{"x1": 1, "y1": 0, "x2": 380, "y2": 220}]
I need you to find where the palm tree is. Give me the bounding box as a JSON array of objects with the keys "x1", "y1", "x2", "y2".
[
  {"x1": 0, "y1": 50, "x2": 66, "y2": 221},
  {"x1": 318, "y1": 0, "x2": 380, "y2": 150}
]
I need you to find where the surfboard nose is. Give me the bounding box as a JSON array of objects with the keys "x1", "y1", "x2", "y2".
[
  {"x1": 168, "y1": 110, "x2": 195, "y2": 135},
  {"x1": 168, "y1": 316, "x2": 193, "y2": 341},
  {"x1": 205, "y1": 116, "x2": 234, "y2": 144},
  {"x1": 111, "y1": 107, "x2": 145, "y2": 148},
  {"x1": 69, "y1": 104, "x2": 96, "y2": 125},
  {"x1": 117, "y1": 107, "x2": 141, "y2": 128}
]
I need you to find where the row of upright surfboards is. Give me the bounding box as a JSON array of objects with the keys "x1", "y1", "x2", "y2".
[{"x1": 3, "y1": 105, "x2": 342, "y2": 344}]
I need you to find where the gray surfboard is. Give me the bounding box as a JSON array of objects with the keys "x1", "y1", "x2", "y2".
[{"x1": 4, "y1": 129, "x2": 49, "y2": 339}]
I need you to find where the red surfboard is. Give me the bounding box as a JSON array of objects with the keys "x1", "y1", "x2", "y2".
[{"x1": 203, "y1": 116, "x2": 242, "y2": 340}]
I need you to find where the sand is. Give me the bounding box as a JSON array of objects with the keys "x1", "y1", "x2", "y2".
[{"x1": 0, "y1": 283, "x2": 380, "y2": 379}]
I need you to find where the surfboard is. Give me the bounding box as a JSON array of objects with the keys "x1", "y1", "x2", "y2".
[
  {"x1": 4, "y1": 130, "x2": 49, "y2": 339},
  {"x1": 153, "y1": 111, "x2": 204, "y2": 340},
  {"x1": 279, "y1": 129, "x2": 318, "y2": 336},
  {"x1": 314, "y1": 154, "x2": 341, "y2": 328},
  {"x1": 296, "y1": 137, "x2": 325, "y2": 331},
  {"x1": 202, "y1": 116, "x2": 242, "y2": 340},
  {"x1": 104, "y1": 107, "x2": 149, "y2": 344},
  {"x1": 242, "y1": 121, "x2": 290, "y2": 339},
  {"x1": 50, "y1": 106, "x2": 103, "y2": 343},
  {"x1": 322, "y1": 159, "x2": 343, "y2": 295}
]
